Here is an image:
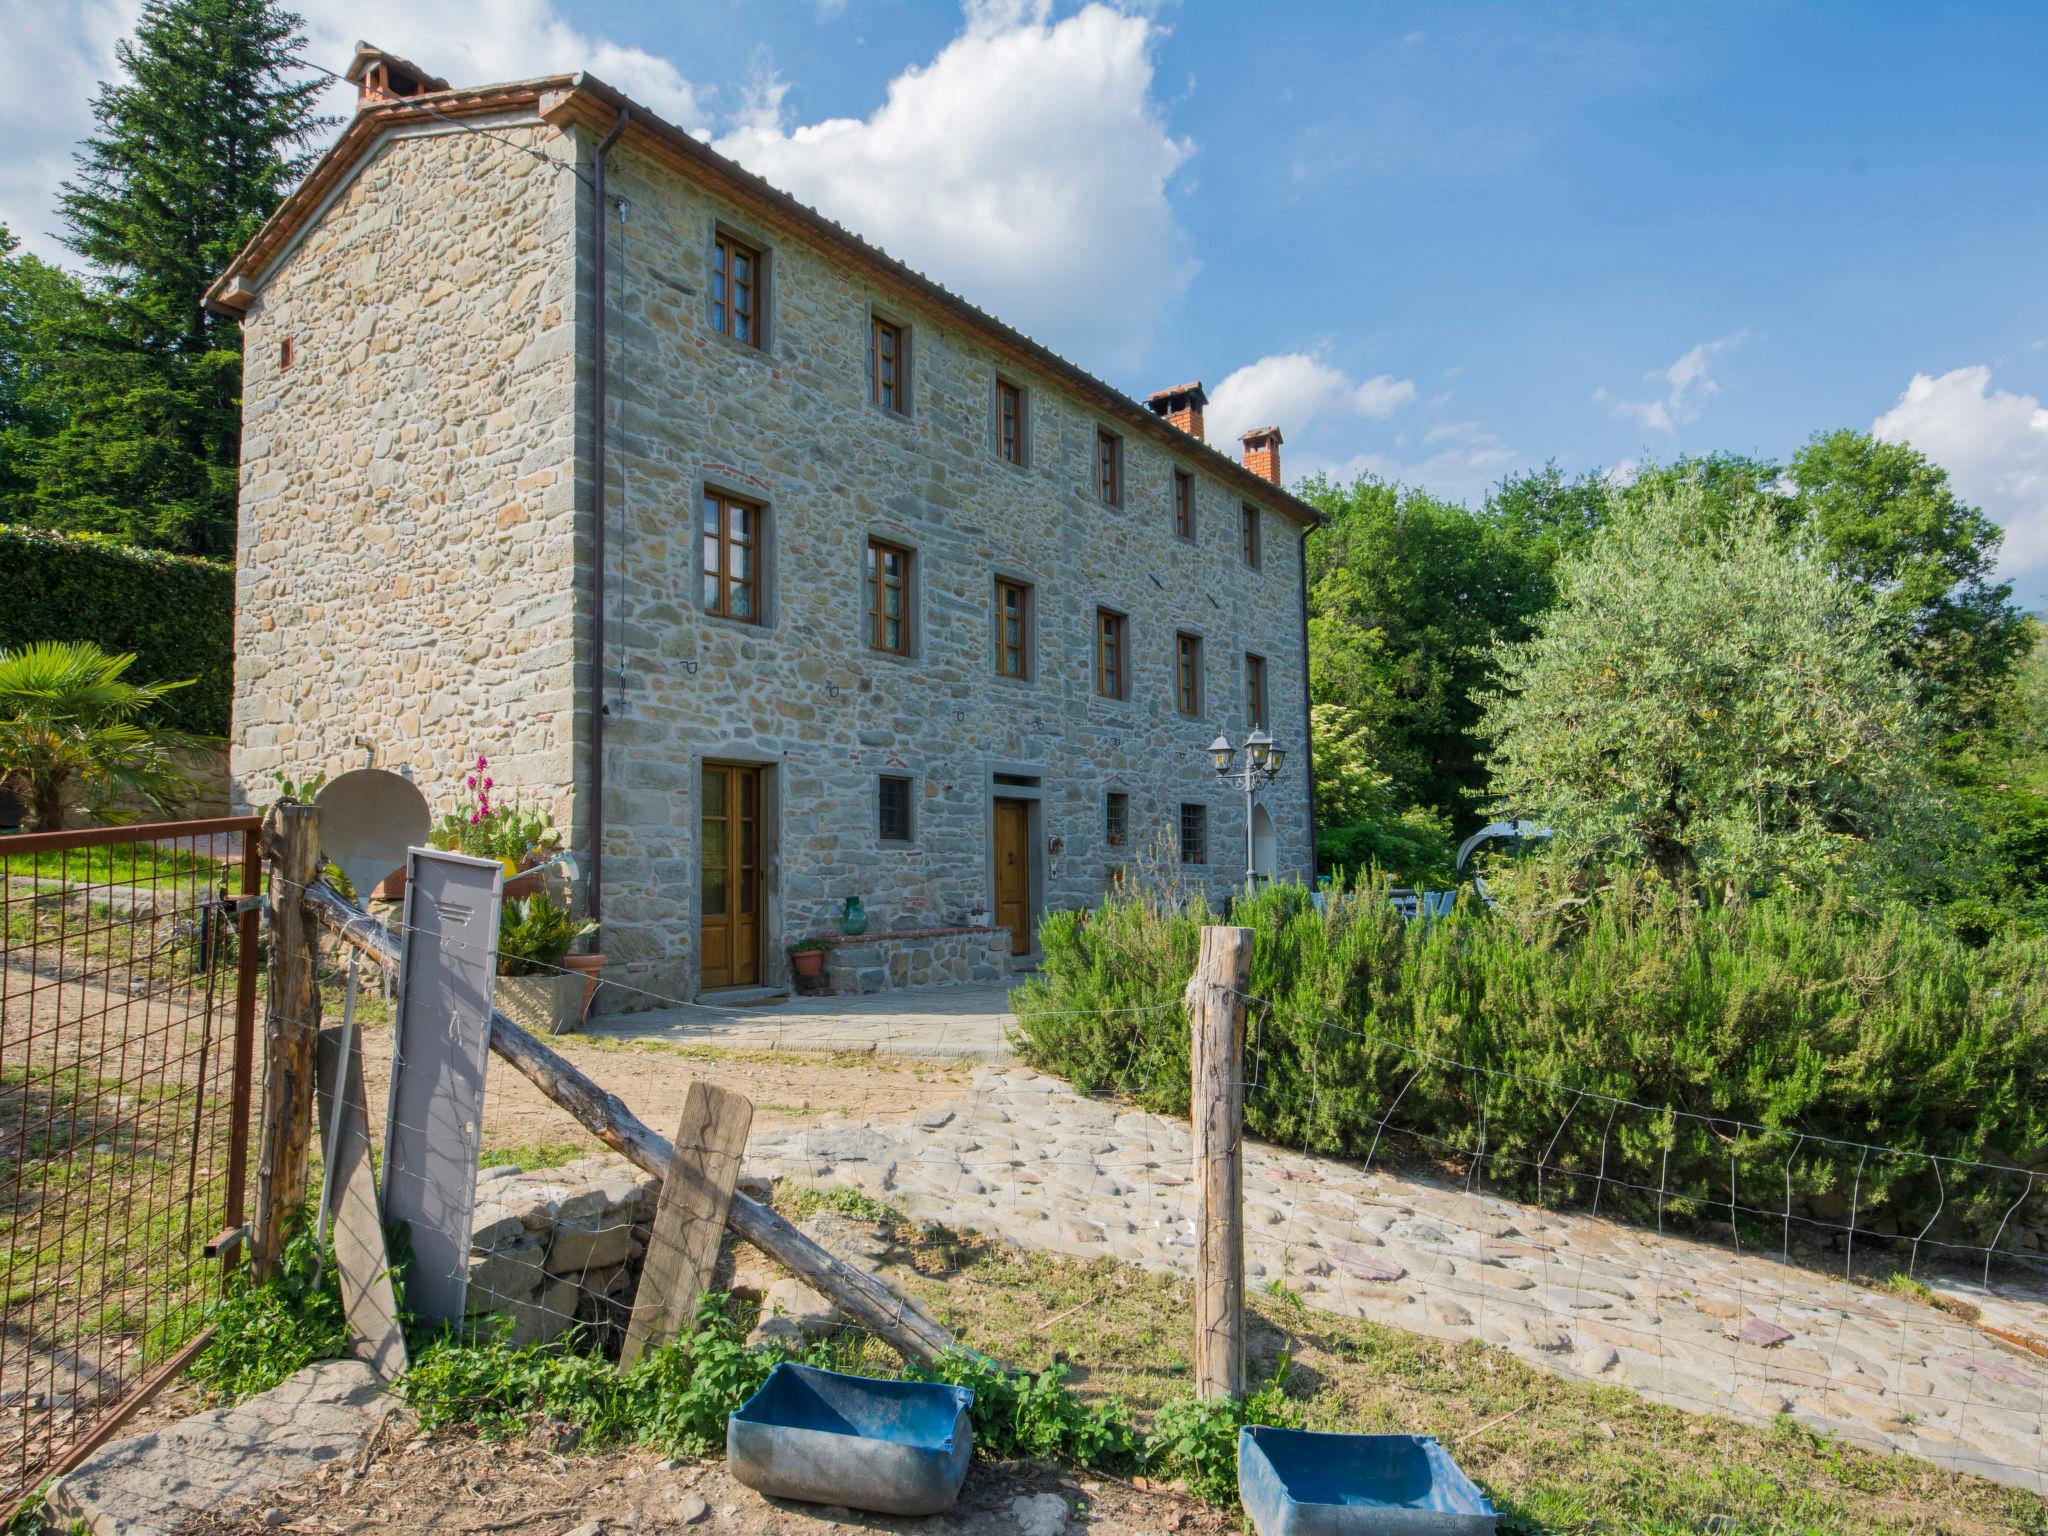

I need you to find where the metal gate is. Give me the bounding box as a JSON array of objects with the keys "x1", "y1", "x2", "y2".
[{"x1": 0, "y1": 816, "x2": 260, "y2": 1518}]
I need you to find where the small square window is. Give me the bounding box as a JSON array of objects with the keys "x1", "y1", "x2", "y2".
[
  {"x1": 995, "y1": 577, "x2": 1031, "y2": 680},
  {"x1": 1179, "y1": 803, "x2": 1208, "y2": 866},
  {"x1": 1096, "y1": 429, "x2": 1123, "y2": 507},
  {"x1": 1105, "y1": 791, "x2": 1129, "y2": 849},
  {"x1": 1175, "y1": 632, "x2": 1202, "y2": 717},
  {"x1": 866, "y1": 537, "x2": 913, "y2": 655},
  {"x1": 712, "y1": 231, "x2": 763, "y2": 346},
  {"x1": 879, "y1": 775, "x2": 914, "y2": 843},
  {"x1": 1241, "y1": 503, "x2": 1261, "y2": 568},
  {"x1": 1095, "y1": 608, "x2": 1127, "y2": 700},
  {"x1": 871, "y1": 314, "x2": 908, "y2": 413},
  {"x1": 997, "y1": 379, "x2": 1025, "y2": 466}
]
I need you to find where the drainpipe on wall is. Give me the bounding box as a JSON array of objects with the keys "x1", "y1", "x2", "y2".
[
  {"x1": 588, "y1": 105, "x2": 629, "y2": 921},
  {"x1": 1297, "y1": 532, "x2": 1319, "y2": 880}
]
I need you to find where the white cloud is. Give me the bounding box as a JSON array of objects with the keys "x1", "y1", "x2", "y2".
[
  {"x1": 1304, "y1": 427, "x2": 1519, "y2": 508},
  {"x1": 1596, "y1": 331, "x2": 1747, "y2": 434},
  {"x1": 0, "y1": 0, "x2": 711, "y2": 262},
  {"x1": 1872, "y1": 365, "x2": 2048, "y2": 592},
  {"x1": 713, "y1": 1, "x2": 1192, "y2": 365},
  {"x1": 1206, "y1": 352, "x2": 1416, "y2": 450}
]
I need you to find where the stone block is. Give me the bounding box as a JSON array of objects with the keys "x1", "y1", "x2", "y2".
[{"x1": 546, "y1": 1213, "x2": 640, "y2": 1274}]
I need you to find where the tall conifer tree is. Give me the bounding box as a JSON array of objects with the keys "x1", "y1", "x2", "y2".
[{"x1": 25, "y1": 0, "x2": 329, "y2": 556}]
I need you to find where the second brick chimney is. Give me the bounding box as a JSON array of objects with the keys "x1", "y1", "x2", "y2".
[
  {"x1": 1240, "y1": 426, "x2": 1283, "y2": 485},
  {"x1": 1146, "y1": 381, "x2": 1208, "y2": 442}
]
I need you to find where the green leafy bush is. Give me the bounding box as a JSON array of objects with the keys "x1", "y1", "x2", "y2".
[
  {"x1": 497, "y1": 890, "x2": 596, "y2": 977},
  {"x1": 1012, "y1": 879, "x2": 2048, "y2": 1244},
  {"x1": 1148, "y1": 1367, "x2": 1302, "y2": 1507},
  {"x1": 0, "y1": 524, "x2": 231, "y2": 735},
  {"x1": 909, "y1": 1351, "x2": 1140, "y2": 1470},
  {"x1": 188, "y1": 1231, "x2": 350, "y2": 1401}
]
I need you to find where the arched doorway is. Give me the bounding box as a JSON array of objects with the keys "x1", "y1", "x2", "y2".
[{"x1": 1251, "y1": 803, "x2": 1277, "y2": 882}]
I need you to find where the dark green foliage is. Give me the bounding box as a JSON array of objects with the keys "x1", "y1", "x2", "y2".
[
  {"x1": 908, "y1": 1351, "x2": 1141, "y2": 1470},
  {"x1": 4, "y1": 0, "x2": 330, "y2": 555},
  {"x1": 188, "y1": 1230, "x2": 349, "y2": 1401},
  {"x1": 0, "y1": 525, "x2": 231, "y2": 734},
  {"x1": 1013, "y1": 881, "x2": 2048, "y2": 1245},
  {"x1": 1147, "y1": 1368, "x2": 1302, "y2": 1507}
]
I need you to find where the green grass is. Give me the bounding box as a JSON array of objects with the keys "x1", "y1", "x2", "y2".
[
  {"x1": 1, "y1": 843, "x2": 226, "y2": 890},
  {"x1": 478, "y1": 1142, "x2": 587, "y2": 1173}
]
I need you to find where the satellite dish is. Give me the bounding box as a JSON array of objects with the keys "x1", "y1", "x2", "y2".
[{"x1": 315, "y1": 768, "x2": 431, "y2": 904}]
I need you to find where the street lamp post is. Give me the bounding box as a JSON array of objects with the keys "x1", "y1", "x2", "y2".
[{"x1": 1206, "y1": 728, "x2": 1288, "y2": 890}]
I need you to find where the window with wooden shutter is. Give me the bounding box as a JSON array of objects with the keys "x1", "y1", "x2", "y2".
[
  {"x1": 997, "y1": 380, "x2": 1024, "y2": 465},
  {"x1": 1245, "y1": 653, "x2": 1266, "y2": 729},
  {"x1": 1175, "y1": 632, "x2": 1202, "y2": 717},
  {"x1": 1241, "y1": 503, "x2": 1261, "y2": 567},
  {"x1": 1095, "y1": 608, "x2": 1126, "y2": 699},
  {"x1": 1096, "y1": 430, "x2": 1121, "y2": 506},
  {"x1": 866, "y1": 537, "x2": 912, "y2": 654},
  {"x1": 995, "y1": 578, "x2": 1030, "y2": 679},
  {"x1": 871, "y1": 316, "x2": 907, "y2": 412},
  {"x1": 712, "y1": 232, "x2": 762, "y2": 346},
  {"x1": 702, "y1": 492, "x2": 762, "y2": 622},
  {"x1": 1173, "y1": 469, "x2": 1193, "y2": 539}
]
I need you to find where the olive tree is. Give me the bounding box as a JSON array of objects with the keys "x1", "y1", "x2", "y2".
[{"x1": 1478, "y1": 479, "x2": 1949, "y2": 896}]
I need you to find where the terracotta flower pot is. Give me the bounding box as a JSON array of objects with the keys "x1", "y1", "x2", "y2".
[
  {"x1": 502, "y1": 867, "x2": 544, "y2": 901},
  {"x1": 370, "y1": 865, "x2": 407, "y2": 901},
  {"x1": 790, "y1": 947, "x2": 826, "y2": 979},
  {"x1": 559, "y1": 951, "x2": 606, "y2": 1020}
]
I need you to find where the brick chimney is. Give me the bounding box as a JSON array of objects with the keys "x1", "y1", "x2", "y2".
[
  {"x1": 1240, "y1": 426, "x2": 1283, "y2": 485},
  {"x1": 345, "y1": 42, "x2": 449, "y2": 111},
  {"x1": 1146, "y1": 381, "x2": 1208, "y2": 442}
]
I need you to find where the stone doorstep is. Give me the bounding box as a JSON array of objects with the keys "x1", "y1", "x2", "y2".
[{"x1": 47, "y1": 1361, "x2": 401, "y2": 1536}]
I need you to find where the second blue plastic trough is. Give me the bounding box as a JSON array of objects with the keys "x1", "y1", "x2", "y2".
[
  {"x1": 1238, "y1": 1425, "x2": 1500, "y2": 1535},
  {"x1": 726, "y1": 1362, "x2": 975, "y2": 1516}
]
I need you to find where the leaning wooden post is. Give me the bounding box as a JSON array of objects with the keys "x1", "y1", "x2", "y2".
[
  {"x1": 253, "y1": 802, "x2": 322, "y2": 1279},
  {"x1": 1186, "y1": 924, "x2": 1253, "y2": 1399}
]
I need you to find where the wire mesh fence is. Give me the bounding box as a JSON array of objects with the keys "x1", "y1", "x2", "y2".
[{"x1": 0, "y1": 817, "x2": 260, "y2": 1519}]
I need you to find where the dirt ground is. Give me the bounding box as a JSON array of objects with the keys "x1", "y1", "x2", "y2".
[{"x1": 183, "y1": 1429, "x2": 1228, "y2": 1536}]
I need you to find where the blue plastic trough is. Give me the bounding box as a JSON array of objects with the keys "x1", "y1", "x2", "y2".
[
  {"x1": 1238, "y1": 1425, "x2": 1500, "y2": 1536},
  {"x1": 727, "y1": 1363, "x2": 975, "y2": 1516}
]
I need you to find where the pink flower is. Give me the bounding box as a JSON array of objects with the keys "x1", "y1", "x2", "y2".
[
  {"x1": 467, "y1": 775, "x2": 478, "y2": 789},
  {"x1": 482, "y1": 777, "x2": 493, "y2": 791},
  {"x1": 477, "y1": 755, "x2": 488, "y2": 770},
  {"x1": 469, "y1": 810, "x2": 481, "y2": 824}
]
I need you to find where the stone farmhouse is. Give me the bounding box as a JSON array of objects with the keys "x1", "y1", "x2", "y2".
[{"x1": 209, "y1": 46, "x2": 1322, "y2": 1006}]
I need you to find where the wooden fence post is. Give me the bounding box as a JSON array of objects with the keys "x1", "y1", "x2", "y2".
[
  {"x1": 253, "y1": 802, "x2": 322, "y2": 1279},
  {"x1": 1186, "y1": 924, "x2": 1253, "y2": 1399}
]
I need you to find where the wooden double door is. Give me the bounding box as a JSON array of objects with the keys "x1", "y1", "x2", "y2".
[{"x1": 700, "y1": 762, "x2": 762, "y2": 990}]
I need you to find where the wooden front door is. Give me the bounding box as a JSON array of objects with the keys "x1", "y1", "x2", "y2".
[
  {"x1": 700, "y1": 763, "x2": 761, "y2": 989},
  {"x1": 992, "y1": 798, "x2": 1032, "y2": 956}
]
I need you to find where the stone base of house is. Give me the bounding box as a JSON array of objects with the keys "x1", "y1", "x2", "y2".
[{"x1": 819, "y1": 925, "x2": 1016, "y2": 995}]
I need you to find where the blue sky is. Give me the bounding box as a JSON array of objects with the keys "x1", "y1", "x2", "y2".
[{"x1": 9, "y1": 1, "x2": 2047, "y2": 599}]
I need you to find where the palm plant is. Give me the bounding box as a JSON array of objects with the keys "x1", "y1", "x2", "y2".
[{"x1": 0, "y1": 641, "x2": 198, "y2": 831}]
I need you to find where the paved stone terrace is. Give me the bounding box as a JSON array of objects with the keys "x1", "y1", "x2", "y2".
[
  {"x1": 742, "y1": 1066, "x2": 2048, "y2": 1495},
  {"x1": 587, "y1": 981, "x2": 1017, "y2": 1062}
]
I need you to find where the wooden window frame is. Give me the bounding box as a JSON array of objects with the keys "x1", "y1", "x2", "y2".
[
  {"x1": 870, "y1": 313, "x2": 908, "y2": 414},
  {"x1": 1178, "y1": 802, "x2": 1208, "y2": 866},
  {"x1": 712, "y1": 230, "x2": 764, "y2": 347},
  {"x1": 1175, "y1": 631, "x2": 1202, "y2": 717},
  {"x1": 1172, "y1": 469, "x2": 1193, "y2": 540},
  {"x1": 996, "y1": 379, "x2": 1026, "y2": 466},
  {"x1": 995, "y1": 577, "x2": 1031, "y2": 680},
  {"x1": 878, "y1": 774, "x2": 915, "y2": 844},
  {"x1": 1094, "y1": 607, "x2": 1128, "y2": 700},
  {"x1": 1096, "y1": 429, "x2": 1123, "y2": 507},
  {"x1": 865, "y1": 536, "x2": 914, "y2": 655},
  {"x1": 701, "y1": 490, "x2": 763, "y2": 624},
  {"x1": 1245, "y1": 652, "x2": 1267, "y2": 730},
  {"x1": 1241, "y1": 502, "x2": 1261, "y2": 568}
]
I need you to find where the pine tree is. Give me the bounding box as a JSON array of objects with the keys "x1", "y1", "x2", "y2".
[{"x1": 25, "y1": 0, "x2": 330, "y2": 556}]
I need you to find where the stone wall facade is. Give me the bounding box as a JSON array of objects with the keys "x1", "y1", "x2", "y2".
[
  {"x1": 228, "y1": 99, "x2": 1316, "y2": 1009},
  {"x1": 229, "y1": 119, "x2": 586, "y2": 833},
  {"x1": 466, "y1": 1157, "x2": 658, "y2": 1347}
]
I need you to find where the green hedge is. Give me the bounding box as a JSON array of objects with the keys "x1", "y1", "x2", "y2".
[
  {"x1": 0, "y1": 524, "x2": 232, "y2": 734},
  {"x1": 1011, "y1": 880, "x2": 2048, "y2": 1249}
]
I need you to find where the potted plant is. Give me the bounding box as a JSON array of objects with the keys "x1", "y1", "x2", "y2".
[
  {"x1": 789, "y1": 937, "x2": 828, "y2": 979},
  {"x1": 559, "y1": 935, "x2": 607, "y2": 1022},
  {"x1": 378, "y1": 755, "x2": 563, "y2": 900},
  {"x1": 494, "y1": 890, "x2": 597, "y2": 1035}
]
